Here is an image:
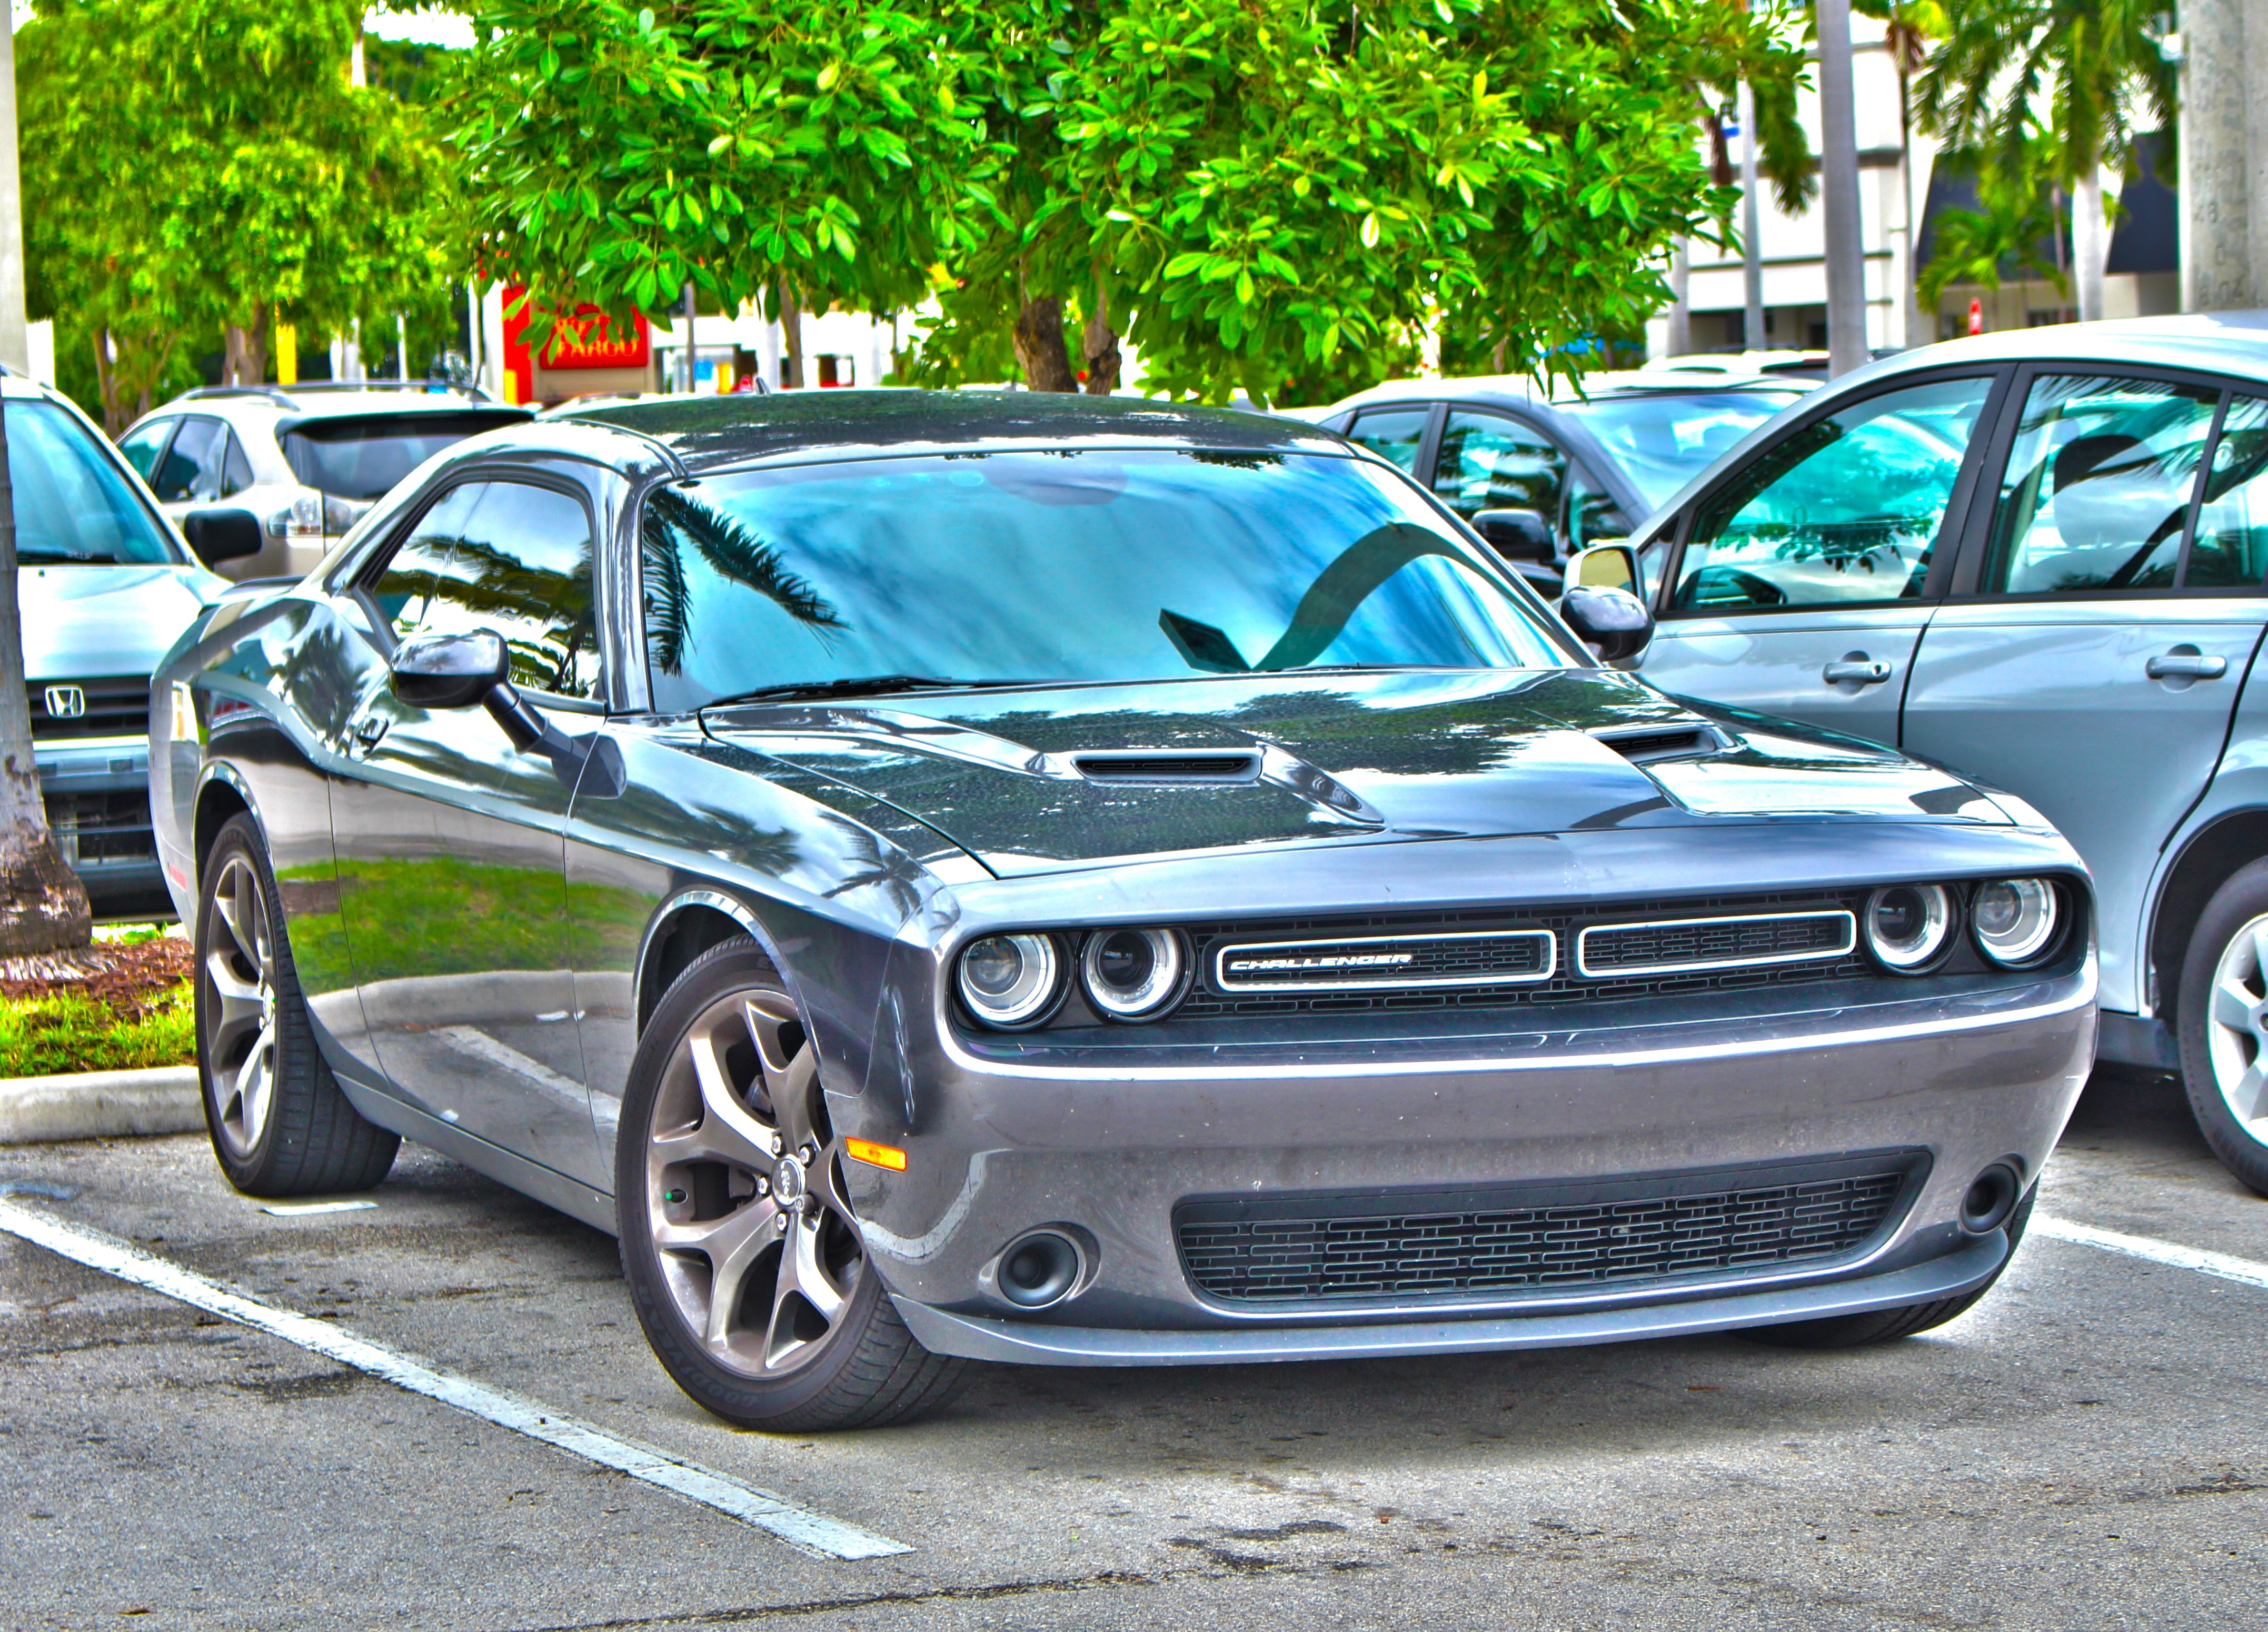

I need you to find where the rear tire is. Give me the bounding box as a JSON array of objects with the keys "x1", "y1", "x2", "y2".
[
  {"x1": 194, "y1": 814, "x2": 398, "y2": 1197},
  {"x1": 616, "y1": 939, "x2": 967, "y2": 1431},
  {"x1": 1740, "y1": 1187, "x2": 2034, "y2": 1349},
  {"x1": 2175, "y1": 860, "x2": 2268, "y2": 1196}
]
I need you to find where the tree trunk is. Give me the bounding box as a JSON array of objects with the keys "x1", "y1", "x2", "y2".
[
  {"x1": 241, "y1": 303, "x2": 271, "y2": 386},
  {"x1": 0, "y1": 395, "x2": 91, "y2": 954},
  {"x1": 2073, "y1": 169, "x2": 2111, "y2": 322},
  {"x1": 1815, "y1": 0, "x2": 1869, "y2": 377},
  {"x1": 1665, "y1": 237, "x2": 1691, "y2": 356},
  {"x1": 1012, "y1": 296, "x2": 1079, "y2": 392},
  {"x1": 1081, "y1": 279, "x2": 1121, "y2": 394},
  {"x1": 778, "y1": 284, "x2": 803, "y2": 389},
  {"x1": 93, "y1": 327, "x2": 121, "y2": 436},
  {"x1": 223, "y1": 324, "x2": 247, "y2": 387}
]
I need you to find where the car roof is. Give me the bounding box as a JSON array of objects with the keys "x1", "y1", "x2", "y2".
[
  {"x1": 1322, "y1": 370, "x2": 1811, "y2": 420},
  {"x1": 152, "y1": 385, "x2": 530, "y2": 425},
  {"x1": 1839, "y1": 311, "x2": 2268, "y2": 390},
  {"x1": 552, "y1": 387, "x2": 1351, "y2": 474}
]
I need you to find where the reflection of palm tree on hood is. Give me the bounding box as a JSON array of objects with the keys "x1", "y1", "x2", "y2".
[{"x1": 641, "y1": 488, "x2": 846, "y2": 676}]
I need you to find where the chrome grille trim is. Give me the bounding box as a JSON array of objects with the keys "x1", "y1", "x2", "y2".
[
  {"x1": 1213, "y1": 928, "x2": 1557, "y2": 993},
  {"x1": 1576, "y1": 910, "x2": 1856, "y2": 979}
]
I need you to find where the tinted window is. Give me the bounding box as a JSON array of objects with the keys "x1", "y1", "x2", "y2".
[
  {"x1": 1432, "y1": 411, "x2": 1567, "y2": 523},
  {"x1": 282, "y1": 412, "x2": 526, "y2": 501},
  {"x1": 151, "y1": 416, "x2": 222, "y2": 501},
  {"x1": 640, "y1": 450, "x2": 1569, "y2": 712},
  {"x1": 1556, "y1": 389, "x2": 1804, "y2": 509},
  {"x1": 6, "y1": 401, "x2": 179, "y2": 565},
  {"x1": 222, "y1": 432, "x2": 254, "y2": 497},
  {"x1": 1983, "y1": 375, "x2": 2218, "y2": 594},
  {"x1": 1675, "y1": 377, "x2": 1991, "y2": 613},
  {"x1": 117, "y1": 420, "x2": 173, "y2": 481},
  {"x1": 2190, "y1": 395, "x2": 2268, "y2": 587},
  {"x1": 1563, "y1": 468, "x2": 1632, "y2": 554},
  {"x1": 371, "y1": 484, "x2": 481, "y2": 641},
  {"x1": 1344, "y1": 406, "x2": 1430, "y2": 474},
  {"x1": 416, "y1": 482, "x2": 601, "y2": 700}
]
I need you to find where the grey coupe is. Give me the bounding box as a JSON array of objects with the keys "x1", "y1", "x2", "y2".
[{"x1": 151, "y1": 392, "x2": 2093, "y2": 1430}]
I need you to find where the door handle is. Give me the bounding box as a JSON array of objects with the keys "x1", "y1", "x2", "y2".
[
  {"x1": 2146, "y1": 652, "x2": 2227, "y2": 680},
  {"x1": 1822, "y1": 659, "x2": 1892, "y2": 686}
]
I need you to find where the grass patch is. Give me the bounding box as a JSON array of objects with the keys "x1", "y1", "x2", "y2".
[{"x1": 0, "y1": 979, "x2": 194, "y2": 1076}]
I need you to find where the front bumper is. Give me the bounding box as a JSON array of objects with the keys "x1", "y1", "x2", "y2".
[
  {"x1": 35, "y1": 733, "x2": 165, "y2": 913},
  {"x1": 839, "y1": 962, "x2": 2094, "y2": 1357}
]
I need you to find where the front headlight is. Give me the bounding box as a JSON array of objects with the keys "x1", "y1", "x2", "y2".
[
  {"x1": 1079, "y1": 928, "x2": 1188, "y2": 1021},
  {"x1": 1972, "y1": 878, "x2": 2062, "y2": 967},
  {"x1": 1864, "y1": 883, "x2": 1953, "y2": 972},
  {"x1": 956, "y1": 933, "x2": 1066, "y2": 1029}
]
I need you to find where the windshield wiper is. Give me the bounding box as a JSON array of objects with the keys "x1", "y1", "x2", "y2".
[{"x1": 704, "y1": 674, "x2": 1011, "y2": 706}]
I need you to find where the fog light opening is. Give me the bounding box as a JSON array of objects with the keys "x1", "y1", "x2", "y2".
[
  {"x1": 995, "y1": 1230, "x2": 1083, "y2": 1309},
  {"x1": 1959, "y1": 1163, "x2": 2021, "y2": 1235}
]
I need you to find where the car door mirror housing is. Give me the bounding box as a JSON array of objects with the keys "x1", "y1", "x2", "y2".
[
  {"x1": 1560, "y1": 584, "x2": 1654, "y2": 663},
  {"x1": 1567, "y1": 542, "x2": 1640, "y2": 593},
  {"x1": 181, "y1": 507, "x2": 264, "y2": 567},
  {"x1": 391, "y1": 629, "x2": 510, "y2": 711},
  {"x1": 1473, "y1": 507, "x2": 1555, "y2": 563}
]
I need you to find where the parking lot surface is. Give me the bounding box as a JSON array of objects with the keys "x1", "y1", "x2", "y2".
[{"x1": 3, "y1": 1068, "x2": 2265, "y2": 1631}]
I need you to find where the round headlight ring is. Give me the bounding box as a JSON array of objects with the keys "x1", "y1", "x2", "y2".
[
  {"x1": 1079, "y1": 928, "x2": 1189, "y2": 1022},
  {"x1": 1972, "y1": 878, "x2": 2062, "y2": 967},
  {"x1": 1864, "y1": 883, "x2": 1954, "y2": 973},
  {"x1": 956, "y1": 933, "x2": 1066, "y2": 1030}
]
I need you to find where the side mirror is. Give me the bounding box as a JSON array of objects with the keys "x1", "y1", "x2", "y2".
[
  {"x1": 1567, "y1": 541, "x2": 1640, "y2": 593},
  {"x1": 390, "y1": 629, "x2": 509, "y2": 711},
  {"x1": 181, "y1": 507, "x2": 263, "y2": 567},
  {"x1": 1560, "y1": 584, "x2": 1654, "y2": 663},
  {"x1": 1473, "y1": 507, "x2": 1555, "y2": 564}
]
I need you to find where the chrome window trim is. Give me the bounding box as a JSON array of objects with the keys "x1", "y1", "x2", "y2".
[
  {"x1": 1576, "y1": 910, "x2": 1857, "y2": 979},
  {"x1": 1212, "y1": 928, "x2": 1558, "y2": 993}
]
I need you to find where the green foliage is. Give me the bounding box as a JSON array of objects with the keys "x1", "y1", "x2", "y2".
[
  {"x1": 0, "y1": 981, "x2": 194, "y2": 1075},
  {"x1": 1916, "y1": 135, "x2": 2070, "y2": 307}
]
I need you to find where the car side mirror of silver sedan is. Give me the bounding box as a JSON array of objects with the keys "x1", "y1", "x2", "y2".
[{"x1": 390, "y1": 629, "x2": 510, "y2": 711}]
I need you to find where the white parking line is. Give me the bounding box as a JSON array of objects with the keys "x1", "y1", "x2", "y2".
[
  {"x1": 2033, "y1": 1213, "x2": 2268, "y2": 1291},
  {"x1": 0, "y1": 1198, "x2": 911, "y2": 1561}
]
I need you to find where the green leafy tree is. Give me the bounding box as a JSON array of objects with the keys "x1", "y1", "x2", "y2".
[{"x1": 1916, "y1": 133, "x2": 2069, "y2": 309}]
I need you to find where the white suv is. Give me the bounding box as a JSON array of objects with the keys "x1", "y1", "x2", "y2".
[{"x1": 117, "y1": 384, "x2": 532, "y2": 579}]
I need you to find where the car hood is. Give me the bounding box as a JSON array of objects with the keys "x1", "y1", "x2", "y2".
[
  {"x1": 20, "y1": 563, "x2": 226, "y2": 683},
  {"x1": 701, "y1": 669, "x2": 2011, "y2": 878}
]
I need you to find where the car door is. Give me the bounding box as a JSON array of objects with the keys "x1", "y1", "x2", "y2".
[
  {"x1": 329, "y1": 474, "x2": 609, "y2": 1190},
  {"x1": 1901, "y1": 371, "x2": 2268, "y2": 1016},
  {"x1": 1634, "y1": 371, "x2": 2005, "y2": 743}
]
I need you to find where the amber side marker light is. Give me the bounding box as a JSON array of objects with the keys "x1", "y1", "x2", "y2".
[{"x1": 845, "y1": 1138, "x2": 908, "y2": 1172}]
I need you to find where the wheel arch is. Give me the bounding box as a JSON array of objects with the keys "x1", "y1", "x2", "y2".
[
  {"x1": 2150, "y1": 807, "x2": 2268, "y2": 1022},
  {"x1": 634, "y1": 888, "x2": 782, "y2": 1037},
  {"x1": 192, "y1": 764, "x2": 261, "y2": 887}
]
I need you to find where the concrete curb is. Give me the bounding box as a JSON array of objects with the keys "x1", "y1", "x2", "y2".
[{"x1": 0, "y1": 1066, "x2": 202, "y2": 1145}]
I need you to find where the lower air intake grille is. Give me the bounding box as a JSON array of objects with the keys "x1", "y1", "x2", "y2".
[
  {"x1": 1578, "y1": 910, "x2": 1855, "y2": 977},
  {"x1": 1176, "y1": 1155, "x2": 1923, "y2": 1306}
]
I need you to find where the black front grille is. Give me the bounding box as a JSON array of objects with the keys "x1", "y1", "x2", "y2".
[
  {"x1": 45, "y1": 790, "x2": 155, "y2": 866},
  {"x1": 1216, "y1": 929, "x2": 1551, "y2": 990},
  {"x1": 1579, "y1": 911, "x2": 1854, "y2": 976},
  {"x1": 1170, "y1": 891, "x2": 1871, "y2": 1021},
  {"x1": 1177, "y1": 1155, "x2": 1924, "y2": 1306},
  {"x1": 31, "y1": 675, "x2": 148, "y2": 740}
]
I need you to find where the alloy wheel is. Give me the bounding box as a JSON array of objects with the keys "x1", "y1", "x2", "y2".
[
  {"x1": 203, "y1": 853, "x2": 280, "y2": 1158},
  {"x1": 643, "y1": 989, "x2": 866, "y2": 1378},
  {"x1": 2204, "y1": 911, "x2": 2268, "y2": 1145}
]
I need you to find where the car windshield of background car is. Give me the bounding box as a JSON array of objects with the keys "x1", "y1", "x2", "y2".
[
  {"x1": 8, "y1": 401, "x2": 178, "y2": 565},
  {"x1": 640, "y1": 449, "x2": 1573, "y2": 710},
  {"x1": 1556, "y1": 390, "x2": 1805, "y2": 509},
  {"x1": 281, "y1": 412, "x2": 529, "y2": 501}
]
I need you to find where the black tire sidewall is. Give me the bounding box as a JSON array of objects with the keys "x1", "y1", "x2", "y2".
[
  {"x1": 614, "y1": 941, "x2": 893, "y2": 1428},
  {"x1": 2176, "y1": 859, "x2": 2268, "y2": 1194},
  {"x1": 194, "y1": 815, "x2": 306, "y2": 1191}
]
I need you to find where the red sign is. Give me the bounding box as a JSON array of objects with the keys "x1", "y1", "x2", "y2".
[{"x1": 499, "y1": 287, "x2": 652, "y2": 402}]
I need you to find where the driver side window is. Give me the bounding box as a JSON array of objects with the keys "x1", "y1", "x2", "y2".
[{"x1": 1674, "y1": 376, "x2": 1993, "y2": 613}]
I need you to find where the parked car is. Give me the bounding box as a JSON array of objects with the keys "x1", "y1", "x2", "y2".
[
  {"x1": 117, "y1": 384, "x2": 532, "y2": 582},
  {"x1": 152, "y1": 391, "x2": 2091, "y2": 1430},
  {"x1": 2, "y1": 372, "x2": 229, "y2": 918},
  {"x1": 1311, "y1": 372, "x2": 1812, "y2": 591},
  {"x1": 1574, "y1": 312, "x2": 2268, "y2": 1192}
]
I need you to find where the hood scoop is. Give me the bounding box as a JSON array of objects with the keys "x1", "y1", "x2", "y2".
[
  {"x1": 1073, "y1": 750, "x2": 1261, "y2": 784},
  {"x1": 1594, "y1": 723, "x2": 1729, "y2": 765}
]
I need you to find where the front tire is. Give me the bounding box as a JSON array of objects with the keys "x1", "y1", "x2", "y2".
[
  {"x1": 615, "y1": 940, "x2": 966, "y2": 1431},
  {"x1": 2176, "y1": 860, "x2": 2268, "y2": 1195},
  {"x1": 195, "y1": 814, "x2": 398, "y2": 1197}
]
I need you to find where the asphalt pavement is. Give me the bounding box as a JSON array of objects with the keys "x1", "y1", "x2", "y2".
[{"x1": 3, "y1": 1067, "x2": 2264, "y2": 1631}]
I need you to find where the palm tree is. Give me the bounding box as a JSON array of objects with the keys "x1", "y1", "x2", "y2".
[
  {"x1": 1914, "y1": 0, "x2": 2175, "y2": 322},
  {"x1": 1916, "y1": 131, "x2": 2071, "y2": 309}
]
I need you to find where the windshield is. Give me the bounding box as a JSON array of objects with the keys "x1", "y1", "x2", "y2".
[
  {"x1": 282, "y1": 411, "x2": 527, "y2": 500},
  {"x1": 1558, "y1": 390, "x2": 1804, "y2": 509},
  {"x1": 8, "y1": 400, "x2": 179, "y2": 565},
  {"x1": 641, "y1": 449, "x2": 1573, "y2": 710}
]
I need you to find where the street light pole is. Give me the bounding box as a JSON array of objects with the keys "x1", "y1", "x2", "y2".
[
  {"x1": 0, "y1": 17, "x2": 28, "y2": 375},
  {"x1": 1738, "y1": 79, "x2": 1764, "y2": 352},
  {"x1": 1815, "y1": 0, "x2": 1869, "y2": 377}
]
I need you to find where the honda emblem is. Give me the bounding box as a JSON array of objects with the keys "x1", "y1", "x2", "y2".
[{"x1": 43, "y1": 685, "x2": 85, "y2": 720}]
